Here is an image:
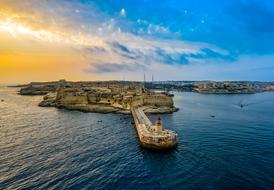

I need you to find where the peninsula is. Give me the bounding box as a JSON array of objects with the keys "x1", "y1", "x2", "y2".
[
  {"x1": 17, "y1": 80, "x2": 179, "y2": 150},
  {"x1": 18, "y1": 80, "x2": 178, "y2": 114}
]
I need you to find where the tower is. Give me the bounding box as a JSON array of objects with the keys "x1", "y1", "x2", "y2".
[
  {"x1": 156, "y1": 115, "x2": 164, "y2": 133},
  {"x1": 151, "y1": 74, "x2": 154, "y2": 89},
  {"x1": 143, "y1": 72, "x2": 146, "y2": 88}
]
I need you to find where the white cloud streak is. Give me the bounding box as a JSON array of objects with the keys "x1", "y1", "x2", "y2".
[{"x1": 1, "y1": 0, "x2": 253, "y2": 81}]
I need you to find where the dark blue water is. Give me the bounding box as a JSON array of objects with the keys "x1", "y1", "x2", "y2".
[{"x1": 0, "y1": 86, "x2": 274, "y2": 190}]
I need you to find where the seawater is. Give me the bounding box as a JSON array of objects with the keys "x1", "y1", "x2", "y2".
[{"x1": 0, "y1": 86, "x2": 274, "y2": 190}]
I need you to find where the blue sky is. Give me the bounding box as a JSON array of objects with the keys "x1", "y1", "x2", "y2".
[
  {"x1": 92, "y1": 0, "x2": 274, "y2": 51},
  {"x1": 1, "y1": 0, "x2": 274, "y2": 82}
]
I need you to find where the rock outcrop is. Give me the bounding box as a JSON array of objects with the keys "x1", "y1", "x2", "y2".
[{"x1": 19, "y1": 82, "x2": 58, "y2": 95}]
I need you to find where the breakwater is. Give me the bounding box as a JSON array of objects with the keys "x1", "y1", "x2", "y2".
[{"x1": 131, "y1": 106, "x2": 177, "y2": 150}]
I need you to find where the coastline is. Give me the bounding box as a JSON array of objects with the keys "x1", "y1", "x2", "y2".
[
  {"x1": 17, "y1": 80, "x2": 178, "y2": 115},
  {"x1": 7, "y1": 80, "x2": 274, "y2": 114}
]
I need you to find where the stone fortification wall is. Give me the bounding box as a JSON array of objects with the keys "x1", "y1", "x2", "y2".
[
  {"x1": 131, "y1": 96, "x2": 143, "y2": 107},
  {"x1": 39, "y1": 85, "x2": 177, "y2": 114},
  {"x1": 143, "y1": 94, "x2": 173, "y2": 107},
  {"x1": 57, "y1": 88, "x2": 88, "y2": 106}
]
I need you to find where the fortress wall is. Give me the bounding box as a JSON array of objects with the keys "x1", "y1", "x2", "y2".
[
  {"x1": 60, "y1": 94, "x2": 88, "y2": 105},
  {"x1": 143, "y1": 95, "x2": 173, "y2": 107},
  {"x1": 87, "y1": 94, "x2": 97, "y2": 103},
  {"x1": 54, "y1": 87, "x2": 175, "y2": 114},
  {"x1": 112, "y1": 102, "x2": 124, "y2": 109},
  {"x1": 131, "y1": 96, "x2": 144, "y2": 107},
  {"x1": 99, "y1": 97, "x2": 113, "y2": 104},
  {"x1": 57, "y1": 89, "x2": 88, "y2": 105}
]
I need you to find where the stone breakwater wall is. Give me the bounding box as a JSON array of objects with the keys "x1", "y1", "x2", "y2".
[{"x1": 131, "y1": 107, "x2": 178, "y2": 150}]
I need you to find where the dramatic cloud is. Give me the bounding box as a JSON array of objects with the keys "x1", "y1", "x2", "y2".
[
  {"x1": 120, "y1": 8, "x2": 126, "y2": 17},
  {"x1": 0, "y1": 0, "x2": 274, "y2": 82},
  {"x1": 87, "y1": 62, "x2": 146, "y2": 73}
]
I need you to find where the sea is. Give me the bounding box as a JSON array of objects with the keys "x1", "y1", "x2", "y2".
[{"x1": 0, "y1": 86, "x2": 274, "y2": 190}]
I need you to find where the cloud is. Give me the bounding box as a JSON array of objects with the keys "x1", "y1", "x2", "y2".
[
  {"x1": 135, "y1": 19, "x2": 172, "y2": 37},
  {"x1": 108, "y1": 41, "x2": 141, "y2": 60},
  {"x1": 106, "y1": 39, "x2": 233, "y2": 66},
  {"x1": 187, "y1": 48, "x2": 236, "y2": 62},
  {"x1": 1, "y1": 0, "x2": 273, "y2": 82},
  {"x1": 110, "y1": 42, "x2": 131, "y2": 53},
  {"x1": 86, "y1": 62, "x2": 146, "y2": 73},
  {"x1": 120, "y1": 8, "x2": 126, "y2": 17},
  {"x1": 0, "y1": 1, "x2": 232, "y2": 62}
]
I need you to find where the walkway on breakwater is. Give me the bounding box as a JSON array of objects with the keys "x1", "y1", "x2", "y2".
[{"x1": 131, "y1": 106, "x2": 178, "y2": 150}]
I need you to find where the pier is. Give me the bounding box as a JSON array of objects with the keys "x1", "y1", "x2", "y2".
[{"x1": 131, "y1": 106, "x2": 178, "y2": 150}]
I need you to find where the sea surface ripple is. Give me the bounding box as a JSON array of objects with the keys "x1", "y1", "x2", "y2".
[{"x1": 0, "y1": 86, "x2": 274, "y2": 190}]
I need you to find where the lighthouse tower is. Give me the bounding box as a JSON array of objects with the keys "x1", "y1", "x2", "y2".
[{"x1": 156, "y1": 116, "x2": 164, "y2": 133}]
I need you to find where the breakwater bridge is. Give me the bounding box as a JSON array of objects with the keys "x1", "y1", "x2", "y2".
[{"x1": 131, "y1": 106, "x2": 178, "y2": 150}]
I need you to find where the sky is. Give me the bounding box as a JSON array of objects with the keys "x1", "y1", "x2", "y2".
[{"x1": 0, "y1": 0, "x2": 274, "y2": 83}]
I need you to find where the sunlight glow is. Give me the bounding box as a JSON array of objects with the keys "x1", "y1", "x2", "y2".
[
  {"x1": 0, "y1": 18, "x2": 107, "y2": 48},
  {"x1": 0, "y1": 19, "x2": 58, "y2": 41}
]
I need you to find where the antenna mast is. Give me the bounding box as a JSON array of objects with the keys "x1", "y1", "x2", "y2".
[
  {"x1": 151, "y1": 74, "x2": 154, "y2": 89},
  {"x1": 143, "y1": 72, "x2": 146, "y2": 88}
]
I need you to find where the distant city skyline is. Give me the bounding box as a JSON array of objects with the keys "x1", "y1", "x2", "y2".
[{"x1": 1, "y1": 0, "x2": 274, "y2": 83}]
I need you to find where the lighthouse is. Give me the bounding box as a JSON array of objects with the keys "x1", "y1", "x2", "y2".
[{"x1": 156, "y1": 116, "x2": 164, "y2": 133}]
